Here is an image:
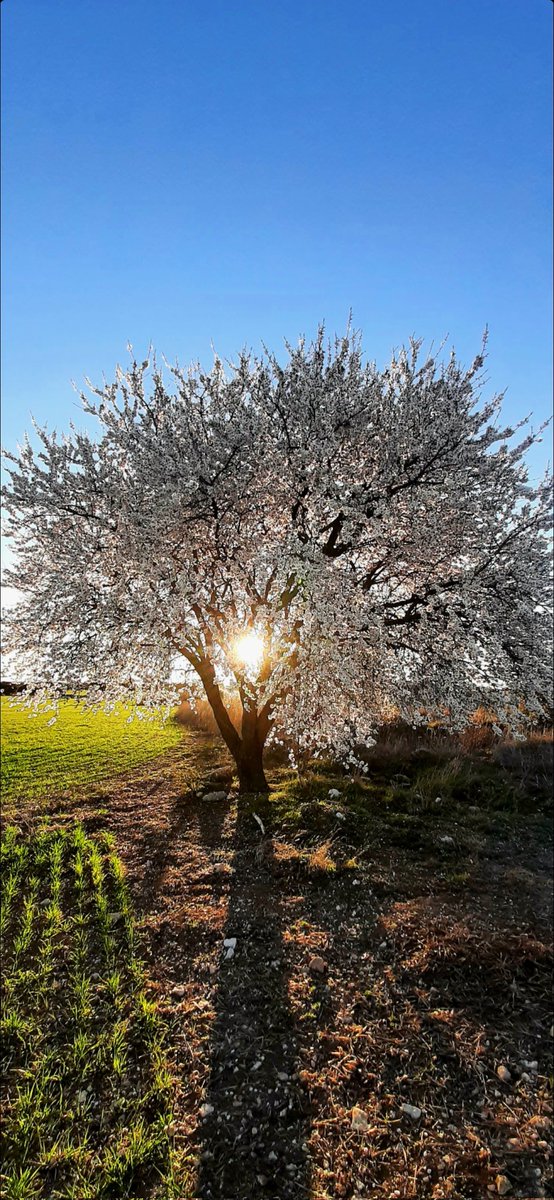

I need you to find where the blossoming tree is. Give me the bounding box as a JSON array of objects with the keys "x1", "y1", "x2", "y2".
[{"x1": 3, "y1": 329, "x2": 552, "y2": 792}]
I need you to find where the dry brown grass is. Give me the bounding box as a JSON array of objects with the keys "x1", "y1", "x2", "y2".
[{"x1": 307, "y1": 838, "x2": 337, "y2": 875}]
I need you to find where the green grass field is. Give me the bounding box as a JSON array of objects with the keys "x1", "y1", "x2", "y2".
[
  {"x1": 0, "y1": 698, "x2": 183, "y2": 807},
  {"x1": 0, "y1": 824, "x2": 179, "y2": 1200}
]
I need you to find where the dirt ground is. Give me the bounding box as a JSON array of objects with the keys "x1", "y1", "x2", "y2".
[{"x1": 19, "y1": 734, "x2": 554, "y2": 1200}]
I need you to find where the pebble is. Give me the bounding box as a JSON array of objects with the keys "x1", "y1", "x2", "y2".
[
  {"x1": 401, "y1": 1103, "x2": 422, "y2": 1120},
  {"x1": 199, "y1": 1103, "x2": 214, "y2": 1118},
  {"x1": 521, "y1": 1059, "x2": 538, "y2": 1071},
  {"x1": 438, "y1": 835, "x2": 455, "y2": 846},
  {"x1": 203, "y1": 790, "x2": 228, "y2": 802},
  {"x1": 495, "y1": 1174, "x2": 512, "y2": 1195},
  {"x1": 328, "y1": 788, "x2": 341, "y2": 799},
  {"x1": 351, "y1": 1106, "x2": 369, "y2": 1131},
  {"x1": 171, "y1": 984, "x2": 185, "y2": 998},
  {"x1": 224, "y1": 937, "x2": 237, "y2": 949},
  {"x1": 308, "y1": 956, "x2": 327, "y2": 974},
  {"x1": 496, "y1": 1064, "x2": 512, "y2": 1083}
]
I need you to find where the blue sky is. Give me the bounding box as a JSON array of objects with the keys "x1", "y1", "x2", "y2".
[{"x1": 1, "y1": 0, "x2": 552, "y2": 480}]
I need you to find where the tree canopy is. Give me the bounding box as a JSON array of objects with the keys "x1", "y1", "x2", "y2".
[{"x1": 3, "y1": 328, "x2": 552, "y2": 791}]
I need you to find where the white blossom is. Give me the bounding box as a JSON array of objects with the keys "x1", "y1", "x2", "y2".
[{"x1": 2, "y1": 327, "x2": 552, "y2": 791}]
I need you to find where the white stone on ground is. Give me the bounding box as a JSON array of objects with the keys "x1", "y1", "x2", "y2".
[{"x1": 401, "y1": 1103, "x2": 422, "y2": 1120}]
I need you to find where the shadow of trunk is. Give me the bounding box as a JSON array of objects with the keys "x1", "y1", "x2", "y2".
[{"x1": 194, "y1": 794, "x2": 312, "y2": 1199}]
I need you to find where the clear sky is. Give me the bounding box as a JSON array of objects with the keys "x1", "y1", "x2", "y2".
[{"x1": 1, "y1": 0, "x2": 552, "y2": 481}]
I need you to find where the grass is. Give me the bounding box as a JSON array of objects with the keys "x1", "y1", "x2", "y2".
[
  {"x1": 2, "y1": 709, "x2": 552, "y2": 1198},
  {"x1": 0, "y1": 823, "x2": 179, "y2": 1200},
  {"x1": 264, "y1": 743, "x2": 553, "y2": 845},
  {"x1": 1, "y1": 698, "x2": 183, "y2": 808}
]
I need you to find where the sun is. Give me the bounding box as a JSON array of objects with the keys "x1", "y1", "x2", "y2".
[{"x1": 233, "y1": 630, "x2": 264, "y2": 673}]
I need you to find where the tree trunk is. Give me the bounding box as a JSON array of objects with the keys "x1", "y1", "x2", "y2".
[
  {"x1": 194, "y1": 659, "x2": 270, "y2": 793},
  {"x1": 237, "y1": 698, "x2": 270, "y2": 794},
  {"x1": 236, "y1": 732, "x2": 269, "y2": 794}
]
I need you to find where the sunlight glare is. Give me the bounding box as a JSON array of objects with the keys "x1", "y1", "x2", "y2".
[{"x1": 233, "y1": 630, "x2": 264, "y2": 673}]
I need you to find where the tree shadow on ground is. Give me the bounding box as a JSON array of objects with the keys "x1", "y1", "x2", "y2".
[
  {"x1": 193, "y1": 795, "x2": 312, "y2": 1200},
  {"x1": 77, "y1": 766, "x2": 312, "y2": 1198}
]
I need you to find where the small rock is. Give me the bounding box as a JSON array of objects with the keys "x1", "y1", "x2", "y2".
[
  {"x1": 223, "y1": 938, "x2": 237, "y2": 949},
  {"x1": 268, "y1": 1151, "x2": 278, "y2": 1162},
  {"x1": 203, "y1": 790, "x2": 228, "y2": 802},
  {"x1": 225, "y1": 946, "x2": 235, "y2": 960},
  {"x1": 401, "y1": 1103, "x2": 422, "y2": 1120},
  {"x1": 521, "y1": 1059, "x2": 538, "y2": 1071},
  {"x1": 496, "y1": 1064, "x2": 512, "y2": 1084},
  {"x1": 328, "y1": 788, "x2": 341, "y2": 799},
  {"x1": 171, "y1": 984, "x2": 185, "y2": 998},
  {"x1": 435, "y1": 796, "x2": 443, "y2": 803},
  {"x1": 257, "y1": 1176, "x2": 268, "y2": 1187},
  {"x1": 495, "y1": 1175, "x2": 512, "y2": 1196},
  {"x1": 199, "y1": 1103, "x2": 214, "y2": 1118},
  {"x1": 438, "y1": 835, "x2": 455, "y2": 846},
  {"x1": 351, "y1": 1106, "x2": 369, "y2": 1131},
  {"x1": 308, "y1": 956, "x2": 327, "y2": 974},
  {"x1": 335, "y1": 811, "x2": 346, "y2": 820},
  {"x1": 520, "y1": 1072, "x2": 531, "y2": 1082},
  {"x1": 277, "y1": 1071, "x2": 288, "y2": 1081}
]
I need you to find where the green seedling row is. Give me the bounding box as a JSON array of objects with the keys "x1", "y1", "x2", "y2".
[{"x1": 0, "y1": 824, "x2": 179, "y2": 1199}]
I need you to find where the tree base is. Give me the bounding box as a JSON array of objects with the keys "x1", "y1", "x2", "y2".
[{"x1": 236, "y1": 759, "x2": 269, "y2": 795}]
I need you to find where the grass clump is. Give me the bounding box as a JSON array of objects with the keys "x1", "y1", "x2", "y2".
[
  {"x1": 0, "y1": 824, "x2": 177, "y2": 1199},
  {"x1": 0, "y1": 698, "x2": 184, "y2": 809}
]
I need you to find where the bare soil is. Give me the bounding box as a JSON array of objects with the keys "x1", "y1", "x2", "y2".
[{"x1": 13, "y1": 734, "x2": 554, "y2": 1200}]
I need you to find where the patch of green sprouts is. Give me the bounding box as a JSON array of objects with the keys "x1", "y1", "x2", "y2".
[{"x1": 0, "y1": 824, "x2": 179, "y2": 1198}]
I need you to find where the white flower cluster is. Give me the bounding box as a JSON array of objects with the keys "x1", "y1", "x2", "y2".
[{"x1": 2, "y1": 328, "x2": 552, "y2": 767}]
